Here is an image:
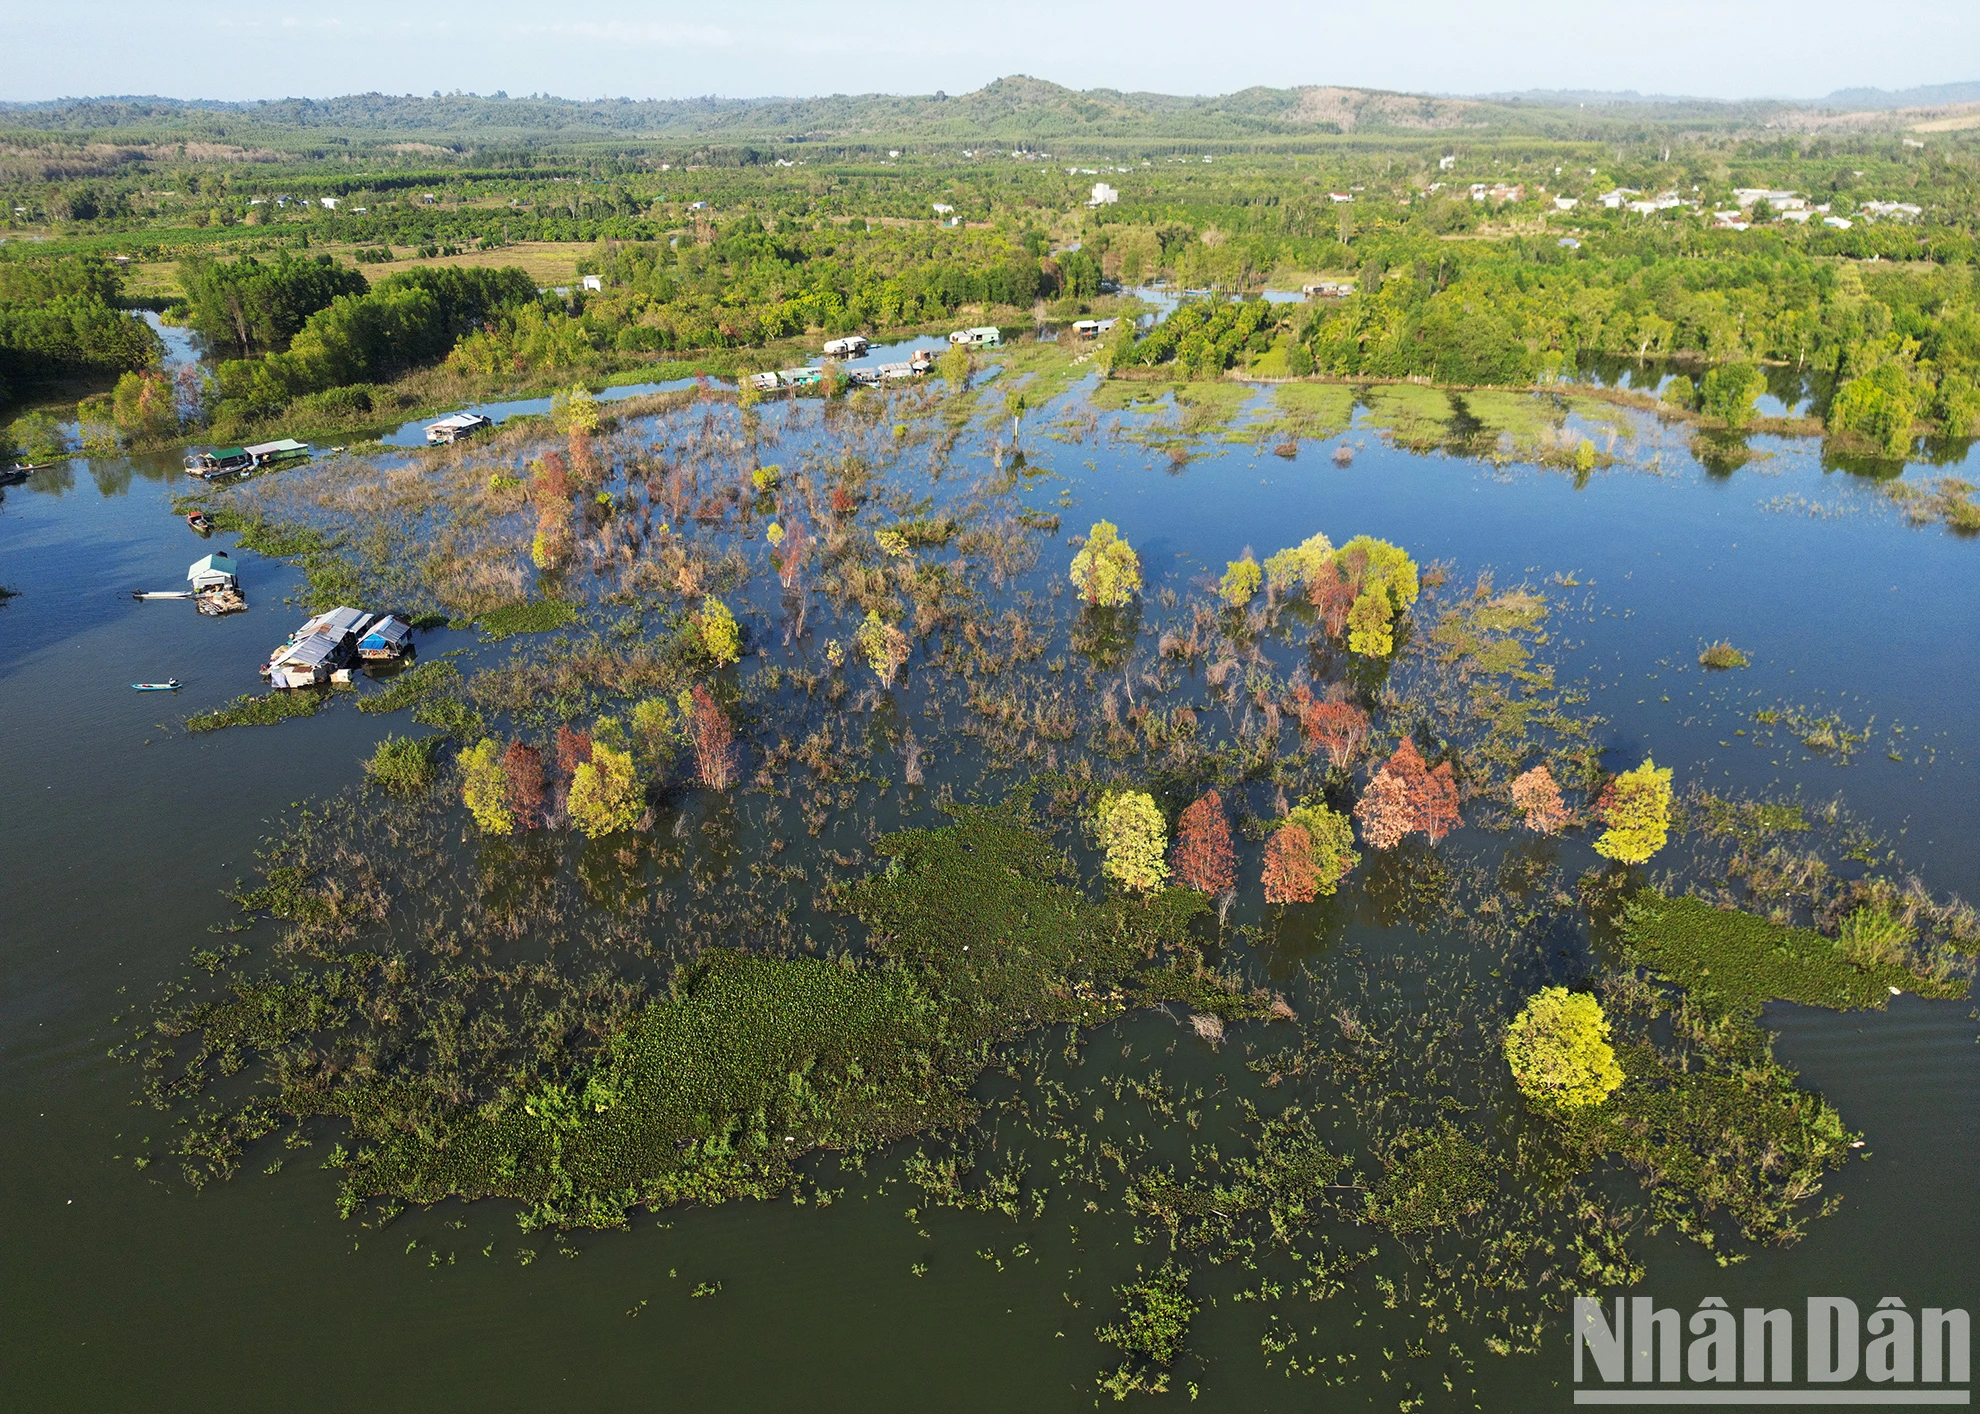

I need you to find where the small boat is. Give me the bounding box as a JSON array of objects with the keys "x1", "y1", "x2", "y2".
[
  {"x1": 186, "y1": 511, "x2": 214, "y2": 533},
  {"x1": 131, "y1": 680, "x2": 182, "y2": 691},
  {"x1": 132, "y1": 590, "x2": 195, "y2": 600}
]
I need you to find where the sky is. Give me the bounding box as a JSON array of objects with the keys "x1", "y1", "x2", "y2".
[{"x1": 5, "y1": 0, "x2": 1978, "y2": 105}]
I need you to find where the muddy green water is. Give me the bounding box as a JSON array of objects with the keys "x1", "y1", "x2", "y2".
[{"x1": 1, "y1": 385, "x2": 1975, "y2": 1411}]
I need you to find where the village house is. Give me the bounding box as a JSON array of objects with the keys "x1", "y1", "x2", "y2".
[{"x1": 1088, "y1": 183, "x2": 1119, "y2": 206}]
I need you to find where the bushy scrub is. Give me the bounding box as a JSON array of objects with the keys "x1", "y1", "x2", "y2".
[
  {"x1": 853, "y1": 610, "x2": 911, "y2": 687},
  {"x1": 1503, "y1": 987, "x2": 1623, "y2": 1110},
  {"x1": 1096, "y1": 1262, "x2": 1196, "y2": 1399},
  {"x1": 362, "y1": 735, "x2": 438, "y2": 795}
]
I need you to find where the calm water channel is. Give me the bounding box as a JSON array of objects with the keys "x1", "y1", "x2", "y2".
[{"x1": 2, "y1": 371, "x2": 1975, "y2": 1410}]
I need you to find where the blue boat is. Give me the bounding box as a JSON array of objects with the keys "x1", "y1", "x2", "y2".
[{"x1": 131, "y1": 680, "x2": 182, "y2": 691}]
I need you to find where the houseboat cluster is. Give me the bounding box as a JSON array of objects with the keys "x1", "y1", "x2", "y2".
[
  {"x1": 747, "y1": 346, "x2": 935, "y2": 394},
  {"x1": 263, "y1": 605, "x2": 412, "y2": 688},
  {"x1": 184, "y1": 439, "x2": 310, "y2": 479}
]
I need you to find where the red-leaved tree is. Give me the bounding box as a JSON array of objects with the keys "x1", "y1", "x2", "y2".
[
  {"x1": 1354, "y1": 769, "x2": 1413, "y2": 850},
  {"x1": 1356, "y1": 737, "x2": 1462, "y2": 848},
  {"x1": 1289, "y1": 685, "x2": 1371, "y2": 769},
  {"x1": 1510, "y1": 765, "x2": 1569, "y2": 836},
  {"x1": 689, "y1": 685, "x2": 737, "y2": 790},
  {"x1": 502, "y1": 742, "x2": 546, "y2": 830},
  {"x1": 1171, "y1": 790, "x2": 1237, "y2": 895},
  {"x1": 1262, "y1": 823, "x2": 1319, "y2": 904},
  {"x1": 555, "y1": 725, "x2": 593, "y2": 780}
]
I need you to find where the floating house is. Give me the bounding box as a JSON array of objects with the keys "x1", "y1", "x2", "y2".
[
  {"x1": 1301, "y1": 281, "x2": 1356, "y2": 300},
  {"x1": 948, "y1": 326, "x2": 1001, "y2": 346},
  {"x1": 188, "y1": 553, "x2": 238, "y2": 592},
  {"x1": 1070, "y1": 319, "x2": 1119, "y2": 338},
  {"x1": 822, "y1": 335, "x2": 870, "y2": 358},
  {"x1": 244, "y1": 438, "x2": 310, "y2": 468},
  {"x1": 357, "y1": 615, "x2": 414, "y2": 661},
  {"x1": 748, "y1": 371, "x2": 782, "y2": 392},
  {"x1": 265, "y1": 605, "x2": 378, "y2": 688},
  {"x1": 426, "y1": 412, "x2": 494, "y2": 445},
  {"x1": 185, "y1": 446, "x2": 254, "y2": 478}
]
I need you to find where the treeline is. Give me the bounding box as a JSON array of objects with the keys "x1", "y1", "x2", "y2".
[
  {"x1": 1277, "y1": 234, "x2": 1980, "y2": 441},
  {"x1": 453, "y1": 223, "x2": 1076, "y2": 367},
  {"x1": 0, "y1": 254, "x2": 158, "y2": 398},
  {"x1": 212, "y1": 264, "x2": 537, "y2": 421}
]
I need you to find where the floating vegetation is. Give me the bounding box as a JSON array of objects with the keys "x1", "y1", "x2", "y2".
[
  {"x1": 1697, "y1": 640, "x2": 1749, "y2": 670},
  {"x1": 1620, "y1": 891, "x2": 1964, "y2": 1017},
  {"x1": 478, "y1": 598, "x2": 580, "y2": 640},
  {"x1": 185, "y1": 687, "x2": 334, "y2": 732}
]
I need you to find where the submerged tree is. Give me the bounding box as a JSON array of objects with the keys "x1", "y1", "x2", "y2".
[
  {"x1": 1098, "y1": 790, "x2": 1168, "y2": 894},
  {"x1": 685, "y1": 684, "x2": 737, "y2": 790},
  {"x1": 853, "y1": 609, "x2": 911, "y2": 687},
  {"x1": 1509, "y1": 764, "x2": 1568, "y2": 836},
  {"x1": 1171, "y1": 790, "x2": 1237, "y2": 896},
  {"x1": 1504, "y1": 987, "x2": 1624, "y2": 1110},
  {"x1": 502, "y1": 741, "x2": 546, "y2": 829},
  {"x1": 460, "y1": 739, "x2": 514, "y2": 835},
  {"x1": 1070, "y1": 520, "x2": 1144, "y2": 608},
  {"x1": 1310, "y1": 535, "x2": 1420, "y2": 657},
  {"x1": 1593, "y1": 758, "x2": 1674, "y2": 864},
  {"x1": 698, "y1": 595, "x2": 743, "y2": 665},
  {"x1": 567, "y1": 742, "x2": 644, "y2": 838},
  {"x1": 1261, "y1": 822, "x2": 1318, "y2": 904},
  {"x1": 1289, "y1": 688, "x2": 1371, "y2": 770},
  {"x1": 1218, "y1": 552, "x2": 1262, "y2": 608},
  {"x1": 1357, "y1": 738, "x2": 1459, "y2": 848},
  {"x1": 1262, "y1": 532, "x2": 1333, "y2": 596}
]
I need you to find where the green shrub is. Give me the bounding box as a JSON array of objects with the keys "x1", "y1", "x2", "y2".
[{"x1": 362, "y1": 735, "x2": 438, "y2": 795}]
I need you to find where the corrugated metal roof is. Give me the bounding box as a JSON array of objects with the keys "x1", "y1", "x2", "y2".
[
  {"x1": 301, "y1": 605, "x2": 373, "y2": 640},
  {"x1": 360, "y1": 617, "x2": 412, "y2": 647},
  {"x1": 274, "y1": 633, "x2": 339, "y2": 669},
  {"x1": 188, "y1": 552, "x2": 236, "y2": 581},
  {"x1": 244, "y1": 439, "x2": 308, "y2": 457}
]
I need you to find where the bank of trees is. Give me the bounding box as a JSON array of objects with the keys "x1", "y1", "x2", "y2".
[
  {"x1": 210, "y1": 264, "x2": 537, "y2": 420},
  {"x1": 178, "y1": 252, "x2": 369, "y2": 354},
  {"x1": 0, "y1": 255, "x2": 158, "y2": 391}
]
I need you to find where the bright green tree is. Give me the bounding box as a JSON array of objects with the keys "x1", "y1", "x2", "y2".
[
  {"x1": 1219, "y1": 554, "x2": 1262, "y2": 608},
  {"x1": 1699, "y1": 362, "x2": 1765, "y2": 429},
  {"x1": 460, "y1": 738, "x2": 514, "y2": 835},
  {"x1": 1504, "y1": 987, "x2": 1624, "y2": 1109},
  {"x1": 698, "y1": 596, "x2": 742, "y2": 664},
  {"x1": 110, "y1": 368, "x2": 180, "y2": 441},
  {"x1": 1829, "y1": 363, "x2": 1917, "y2": 455},
  {"x1": 1070, "y1": 521, "x2": 1144, "y2": 608},
  {"x1": 1098, "y1": 790, "x2": 1169, "y2": 895},
  {"x1": 630, "y1": 696, "x2": 680, "y2": 769},
  {"x1": 937, "y1": 342, "x2": 973, "y2": 390},
  {"x1": 567, "y1": 742, "x2": 644, "y2": 838},
  {"x1": 1593, "y1": 758, "x2": 1674, "y2": 865}
]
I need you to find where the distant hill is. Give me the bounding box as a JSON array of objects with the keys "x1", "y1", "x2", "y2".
[
  {"x1": 1817, "y1": 81, "x2": 1980, "y2": 110},
  {"x1": 2, "y1": 75, "x2": 1974, "y2": 148}
]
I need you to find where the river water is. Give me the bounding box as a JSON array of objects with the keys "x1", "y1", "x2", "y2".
[{"x1": 1, "y1": 369, "x2": 1975, "y2": 1410}]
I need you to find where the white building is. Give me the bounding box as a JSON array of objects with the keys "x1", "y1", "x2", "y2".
[
  {"x1": 1089, "y1": 183, "x2": 1119, "y2": 206},
  {"x1": 319, "y1": 197, "x2": 340, "y2": 210}
]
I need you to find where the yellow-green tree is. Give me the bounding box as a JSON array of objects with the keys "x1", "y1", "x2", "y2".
[
  {"x1": 550, "y1": 383, "x2": 600, "y2": 435},
  {"x1": 853, "y1": 609, "x2": 911, "y2": 687},
  {"x1": 1284, "y1": 797, "x2": 1359, "y2": 895},
  {"x1": 1504, "y1": 987, "x2": 1623, "y2": 1109},
  {"x1": 1219, "y1": 553, "x2": 1262, "y2": 608},
  {"x1": 1098, "y1": 790, "x2": 1169, "y2": 894},
  {"x1": 698, "y1": 596, "x2": 742, "y2": 664},
  {"x1": 1262, "y1": 533, "x2": 1333, "y2": 593},
  {"x1": 937, "y1": 342, "x2": 973, "y2": 390},
  {"x1": 460, "y1": 738, "x2": 514, "y2": 835},
  {"x1": 1593, "y1": 758, "x2": 1674, "y2": 865},
  {"x1": 566, "y1": 742, "x2": 644, "y2": 838},
  {"x1": 1070, "y1": 521, "x2": 1143, "y2": 608},
  {"x1": 630, "y1": 696, "x2": 680, "y2": 770}
]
